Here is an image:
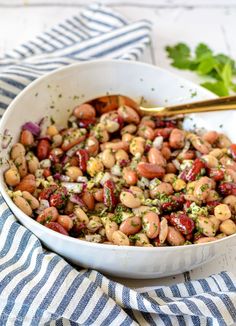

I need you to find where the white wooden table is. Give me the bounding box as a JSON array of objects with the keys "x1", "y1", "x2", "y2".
[{"x1": 0, "y1": 0, "x2": 236, "y2": 289}]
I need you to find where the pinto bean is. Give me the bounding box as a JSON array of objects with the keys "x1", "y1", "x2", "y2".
[
  {"x1": 196, "y1": 216, "x2": 216, "y2": 237},
  {"x1": 169, "y1": 129, "x2": 185, "y2": 149},
  {"x1": 203, "y1": 131, "x2": 218, "y2": 144},
  {"x1": 20, "y1": 130, "x2": 34, "y2": 146},
  {"x1": 159, "y1": 217, "x2": 168, "y2": 244},
  {"x1": 122, "y1": 133, "x2": 133, "y2": 144},
  {"x1": 188, "y1": 134, "x2": 211, "y2": 154},
  {"x1": 217, "y1": 133, "x2": 232, "y2": 148},
  {"x1": 15, "y1": 174, "x2": 36, "y2": 193},
  {"x1": 138, "y1": 125, "x2": 155, "y2": 140},
  {"x1": 177, "y1": 150, "x2": 195, "y2": 161},
  {"x1": 123, "y1": 167, "x2": 138, "y2": 185},
  {"x1": 82, "y1": 191, "x2": 95, "y2": 210},
  {"x1": 105, "y1": 221, "x2": 118, "y2": 242},
  {"x1": 119, "y1": 216, "x2": 142, "y2": 235},
  {"x1": 61, "y1": 131, "x2": 86, "y2": 152},
  {"x1": 66, "y1": 166, "x2": 83, "y2": 181},
  {"x1": 4, "y1": 168, "x2": 20, "y2": 186},
  {"x1": 26, "y1": 153, "x2": 40, "y2": 174},
  {"x1": 94, "y1": 189, "x2": 104, "y2": 202},
  {"x1": 206, "y1": 190, "x2": 219, "y2": 202},
  {"x1": 214, "y1": 204, "x2": 231, "y2": 221},
  {"x1": 150, "y1": 182, "x2": 173, "y2": 198},
  {"x1": 166, "y1": 163, "x2": 177, "y2": 174},
  {"x1": 57, "y1": 215, "x2": 73, "y2": 231},
  {"x1": 135, "y1": 233, "x2": 150, "y2": 246},
  {"x1": 167, "y1": 226, "x2": 185, "y2": 246},
  {"x1": 129, "y1": 137, "x2": 145, "y2": 156},
  {"x1": 13, "y1": 195, "x2": 32, "y2": 216},
  {"x1": 220, "y1": 219, "x2": 236, "y2": 235},
  {"x1": 201, "y1": 155, "x2": 218, "y2": 168},
  {"x1": 85, "y1": 136, "x2": 99, "y2": 156},
  {"x1": 225, "y1": 168, "x2": 236, "y2": 183},
  {"x1": 73, "y1": 103, "x2": 96, "y2": 119},
  {"x1": 11, "y1": 143, "x2": 26, "y2": 160},
  {"x1": 208, "y1": 215, "x2": 220, "y2": 232},
  {"x1": 74, "y1": 206, "x2": 89, "y2": 224},
  {"x1": 195, "y1": 237, "x2": 216, "y2": 244},
  {"x1": 102, "y1": 149, "x2": 115, "y2": 168},
  {"x1": 118, "y1": 105, "x2": 140, "y2": 124},
  {"x1": 148, "y1": 148, "x2": 166, "y2": 166},
  {"x1": 101, "y1": 141, "x2": 129, "y2": 151},
  {"x1": 142, "y1": 212, "x2": 160, "y2": 239},
  {"x1": 220, "y1": 156, "x2": 236, "y2": 171},
  {"x1": 115, "y1": 149, "x2": 129, "y2": 162},
  {"x1": 37, "y1": 206, "x2": 59, "y2": 224},
  {"x1": 120, "y1": 191, "x2": 141, "y2": 208},
  {"x1": 161, "y1": 147, "x2": 172, "y2": 160},
  {"x1": 112, "y1": 230, "x2": 130, "y2": 246},
  {"x1": 194, "y1": 177, "x2": 215, "y2": 201},
  {"x1": 121, "y1": 124, "x2": 137, "y2": 135},
  {"x1": 137, "y1": 162, "x2": 165, "y2": 179},
  {"x1": 22, "y1": 191, "x2": 39, "y2": 209}
]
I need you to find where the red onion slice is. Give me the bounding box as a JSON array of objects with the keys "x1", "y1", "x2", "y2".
[{"x1": 22, "y1": 122, "x2": 40, "y2": 136}]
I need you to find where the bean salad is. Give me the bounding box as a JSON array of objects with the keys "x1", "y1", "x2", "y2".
[{"x1": 4, "y1": 95, "x2": 236, "y2": 246}]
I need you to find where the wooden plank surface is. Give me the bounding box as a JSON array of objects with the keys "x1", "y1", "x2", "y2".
[{"x1": 0, "y1": 0, "x2": 236, "y2": 289}]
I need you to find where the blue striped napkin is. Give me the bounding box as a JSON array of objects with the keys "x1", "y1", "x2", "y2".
[{"x1": 0, "y1": 4, "x2": 236, "y2": 326}]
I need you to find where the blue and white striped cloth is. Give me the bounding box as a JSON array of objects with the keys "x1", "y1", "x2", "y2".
[{"x1": 0, "y1": 4, "x2": 236, "y2": 326}]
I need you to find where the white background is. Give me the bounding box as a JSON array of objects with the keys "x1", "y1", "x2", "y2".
[{"x1": 0, "y1": 0, "x2": 236, "y2": 288}]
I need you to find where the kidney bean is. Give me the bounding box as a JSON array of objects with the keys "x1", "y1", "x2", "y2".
[
  {"x1": 105, "y1": 221, "x2": 119, "y2": 242},
  {"x1": 22, "y1": 191, "x2": 39, "y2": 209},
  {"x1": 49, "y1": 187, "x2": 67, "y2": 209},
  {"x1": 203, "y1": 131, "x2": 218, "y2": 144},
  {"x1": 103, "y1": 180, "x2": 117, "y2": 210},
  {"x1": 161, "y1": 194, "x2": 185, "y2": 212},
  {"x1": 169, "y1": 128, "x2": 185, "y2": 149},
  {"x1": 15, "y1": 174, "x2": 36, "y2": 193},
  {"x1": 218, "y1": 182, "x2": 236, "y2": 196},
  {"x1": 112, "y1": 230, "x2": 130, "y2": 246},
  {"x1": 159, "y1": 217, "x2": 168, "y2": 244},
  {"x1": 74, "y1": 150, "x2": 88, "y2": 174},
  {"x1": 154, "y1": 128, "x2": 172, "y2": 139},
  {"x1": 73, "y1": 103, "x2": 96, "y2": 119},
  {"x1": 13, "y1": 195, "x2": 32, "y2": 216},
  {"x1": 37, "y1": 139, "x2": 50, "y2": 161},
  {"x1": 169, "y1": 213, "x2": 194, "y2": 235},
  {"x1": 120, "y1": 191, "x2": 141, "y2": 208},
  {"x1": 48, "y1": 148, "x2": 63, "y2": 164},
  {"x1": 118, "y1": 105, "x2": 140, "y2": 124},
  {"x1": 45, "y1": 222, "x2": 68, "y2": 235},
  {"x1": 148, "y1": 148, "x2": 166, "y2": 166},
  {"x1": 4, "y1": 168, "x2": 20, "y2": 186},
  {"x1": 137, "y1": 162, "x2": 165, "y2": 179},
  {"x1": 208, "y1": 168, "x2": 224, "y2": 181},
  {"x1": 38, "y1": 185, "x2": 58, "y2": 201},
  {"x1": 214, "y1": 204, "x2": 231, "y2": 221},
  {"x1": 167, "y1": 226, "x2": 185, "y2": 246},
  {"x1": 185, "y1": 158, "x2": 206, "y2": 182},
  {"x1": 220, "y1": 219, "x2": 236, "y2": 235},
  {"x1": 11, "y1": 143, "x2": 26, "y2": 160},
  {"x1": 119, "y1": 216, "x2": 142, "y2": 235},
  {"x1": 142, "y1": 212, "x2": 160, "y2": 239}
]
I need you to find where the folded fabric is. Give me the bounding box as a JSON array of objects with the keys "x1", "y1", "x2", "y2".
[{"x1": 0, "y1": 4, "x2": 236, "y2": 326}]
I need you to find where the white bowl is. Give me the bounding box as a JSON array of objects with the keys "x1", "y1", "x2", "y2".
[{"x1": 0, "y1": 59, "x2": 236, "y2": 279}]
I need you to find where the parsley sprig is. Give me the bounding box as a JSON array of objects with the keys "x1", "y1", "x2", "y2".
[{"x1": 166, "y1": 43, "x2": 236, "y2": 96}]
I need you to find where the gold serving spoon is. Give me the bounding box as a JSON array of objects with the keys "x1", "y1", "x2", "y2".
[{"x1": 137, "y1": 95, "x2": 236, "y2": 116}]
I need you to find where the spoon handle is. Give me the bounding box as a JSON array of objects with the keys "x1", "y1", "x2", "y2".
[{"x1": 141, "y1": 95, "x2": 236, "y2": 116}]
